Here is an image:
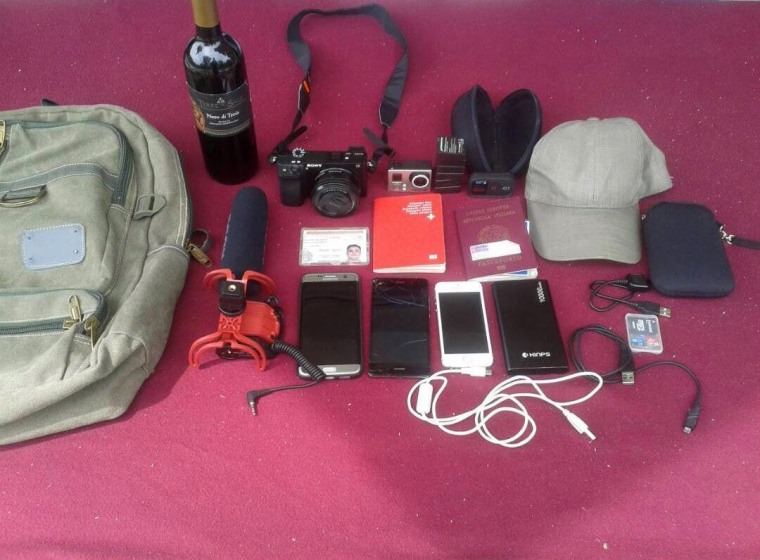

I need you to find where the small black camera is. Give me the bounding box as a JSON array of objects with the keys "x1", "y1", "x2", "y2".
[
  {"x1": 276, "y1": 147, "x2": 368, "y2": 218},
  {"x1": 468, "y1": 172, "x2": 515, "y2": 197}
]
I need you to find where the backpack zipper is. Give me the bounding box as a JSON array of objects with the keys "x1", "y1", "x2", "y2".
[{"x1": 0, "y1": 291, "x2": 107, "y2": 346}]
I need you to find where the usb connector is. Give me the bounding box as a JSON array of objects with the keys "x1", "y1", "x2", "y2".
[
  {"x1": 683, "y1": 402, "x2": 701, "y2": 434},
  {"x1": 460, "y1": 366, "x2": 491, "y2": 377},
  {"x1": 625, "y1": 274, "x2": 651, "y2": 292},
  {"x1": 634, "y1": 301, "x2": 671, "y2": 318},
  {"x1": 562, "y1": 408, "x2": 596, "y2": 441}
]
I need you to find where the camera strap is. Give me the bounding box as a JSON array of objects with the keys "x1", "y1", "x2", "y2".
[{"x1": 268, "y1": 3, "x2": 409, "y2": 172}]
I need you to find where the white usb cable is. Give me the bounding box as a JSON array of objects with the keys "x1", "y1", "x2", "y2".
[{"x1": 407, "y1": 370, "x2": 604, "y2": 448}]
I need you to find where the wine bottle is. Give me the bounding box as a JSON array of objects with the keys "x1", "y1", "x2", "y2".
[{"x1": 184, "y1": 0, "x2": 257, "y2": 184}]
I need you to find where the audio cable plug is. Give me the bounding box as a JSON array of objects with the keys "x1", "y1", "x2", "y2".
[{"x1": 246, "y1": 389, "x2": 276, "y2": 416}]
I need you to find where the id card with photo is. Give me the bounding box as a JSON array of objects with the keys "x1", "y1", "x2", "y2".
[{"x1": 300, "y1": 227, "x2": 370, "y2": 266}]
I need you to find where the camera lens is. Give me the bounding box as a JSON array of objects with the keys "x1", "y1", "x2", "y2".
[
  {"x1": 410, "y1": 172, "x2": 430, "y2": 190},
  {"x1": 311, "y1": 168, "x2": 361, "y2": 218}
]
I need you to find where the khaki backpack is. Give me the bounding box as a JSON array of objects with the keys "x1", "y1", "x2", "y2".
[{"x1": 0, "y1": 104, "x2": 192, "y2": 445}]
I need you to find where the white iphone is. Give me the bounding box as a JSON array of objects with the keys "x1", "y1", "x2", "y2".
[{"x1": 434, "y1": 281, "x2": 493, "y2": 369}]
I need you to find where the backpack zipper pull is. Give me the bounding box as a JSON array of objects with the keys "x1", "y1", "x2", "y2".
[
  {"x1": 84, "y1": 316, "x2": 101, "y2": 348},
  {"x1": 186, "y1": 241, "x2": 212, "y2": 267},
  {"x1": 63, "y1": 295, "x2": 101, "y2": 347},
  {"x1": 186, "y1": 229, "x2": 212, "y2": 267},
  {"x1": 0, "y1": 121, "x2": 6, "y2": 157},
  {"x1": 63, "y1": 295, "x2": 83, "y2": 330}
]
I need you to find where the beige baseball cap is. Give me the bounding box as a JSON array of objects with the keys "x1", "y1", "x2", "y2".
[{"x1": 525, "y1": 118, "x2": 672, "y2": 263}]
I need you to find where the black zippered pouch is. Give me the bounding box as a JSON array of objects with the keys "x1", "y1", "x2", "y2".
[{"x1": 643, "y1": 202, "x2": 734, "y2": 297}]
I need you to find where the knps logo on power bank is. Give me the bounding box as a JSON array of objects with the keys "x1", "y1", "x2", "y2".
[{"x1": 522, "y1": 351, "x2": 552, "y2": 359}]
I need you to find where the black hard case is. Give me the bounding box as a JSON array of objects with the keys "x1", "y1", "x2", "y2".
[{"x1": 643, "y1": 202, "x2": 734, "y2": 298}]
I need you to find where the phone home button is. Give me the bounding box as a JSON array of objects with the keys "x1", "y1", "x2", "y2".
[{"x1": 322, "y1": 366, "x2": 337, "y2": 373}]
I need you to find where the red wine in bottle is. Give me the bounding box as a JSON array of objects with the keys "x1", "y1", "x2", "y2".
[{"x1": 184, "y1": 0, "x2": 257, "y2": 184}]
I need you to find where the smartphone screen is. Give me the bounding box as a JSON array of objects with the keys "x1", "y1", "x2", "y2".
[
  {"x1": 369, "y1": 278, "x2": 430, "y2": 377},
  {"x1": 435, "y1": 281, "x2": 493, "y2": 368},
  {"x1": 298, "y1": 273, "x2": 362, "y2": 378}
]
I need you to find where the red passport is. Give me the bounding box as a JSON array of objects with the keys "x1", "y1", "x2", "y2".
[{"x1": 372, "y1": 193, "x2": 446, "y2": 273}]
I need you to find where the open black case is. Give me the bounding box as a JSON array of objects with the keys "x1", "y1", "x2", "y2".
[{"x1": 451, "y1": 85, "x2": 542, "y2": 176}]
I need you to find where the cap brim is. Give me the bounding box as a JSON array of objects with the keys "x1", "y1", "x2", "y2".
[{"x1": 527, "y1": 200, "x2": 642, "y2": 264}]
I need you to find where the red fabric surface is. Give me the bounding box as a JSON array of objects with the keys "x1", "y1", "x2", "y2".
[{"x1": 2, "y1": 1, "x2": 760, "y2": 558}]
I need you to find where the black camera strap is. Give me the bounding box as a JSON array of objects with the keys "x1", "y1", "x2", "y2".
[{"x1": 268, "y1": 3, "x2": 409, "y2": 172}]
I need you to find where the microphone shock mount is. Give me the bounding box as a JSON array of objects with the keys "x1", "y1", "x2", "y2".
[{"x1": 188, "y1": 269, "x2": 282, "y2": 370}]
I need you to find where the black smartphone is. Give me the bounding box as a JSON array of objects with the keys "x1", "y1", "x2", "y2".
[
  {"x1": 369, "y1": 278, "x2": 430, "y2": 377},
  {"x1": 298, "y1": 273, "x2": 362, "y2": 379}
]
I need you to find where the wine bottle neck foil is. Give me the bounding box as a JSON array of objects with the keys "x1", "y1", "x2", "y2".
[{"x1": 191, "y1": 0, "x2": 220, "y2": 29}]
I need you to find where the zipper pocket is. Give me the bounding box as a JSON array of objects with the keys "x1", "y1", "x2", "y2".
[
  {"x1": 0, "y1": 289, "x2": 108, "y2": 346},
  {"x1": 1, "y1": 118, "x2": 137, "y2": 294},
  {"x1": 0, "y1": 119, "x2": 133, "y2": 208}
]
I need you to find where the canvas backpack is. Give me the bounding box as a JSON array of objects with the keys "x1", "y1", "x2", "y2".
[{"x1": 0, "y1": 104, "x2": 193, "y2": 445}]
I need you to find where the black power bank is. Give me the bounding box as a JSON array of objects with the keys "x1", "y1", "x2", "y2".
[{"x1": 492, "y1": 279, "x2": 568, "y2": 375}]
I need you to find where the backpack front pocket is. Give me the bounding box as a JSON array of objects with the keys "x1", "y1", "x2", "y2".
[
  {"x1": 0, "y1": 119, "x2": 134, "y2": 294},
  {"x1": 0, "y1": 289, "x2": 108, "y2": 397}
]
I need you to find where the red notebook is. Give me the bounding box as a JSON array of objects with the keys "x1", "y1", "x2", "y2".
[
  {"x1": 454, "y1": 197, "x2": 538, "y2": 282},
  {"x1": 372, "y1": 194, "x2": 446, "y2": 273}
]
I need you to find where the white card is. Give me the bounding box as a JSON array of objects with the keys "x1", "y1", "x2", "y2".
[{"x1": 469, "y1": 239, "x2": 522, "y2": 262}]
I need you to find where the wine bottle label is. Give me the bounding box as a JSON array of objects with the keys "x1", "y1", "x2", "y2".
[{"x1": 187, "y1": 82, "x2": 252, "y2": 138}]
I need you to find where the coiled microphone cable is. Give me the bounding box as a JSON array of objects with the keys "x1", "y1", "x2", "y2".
[{"x1": 245, "y1": 340, "x2": 326, "y2": 415}]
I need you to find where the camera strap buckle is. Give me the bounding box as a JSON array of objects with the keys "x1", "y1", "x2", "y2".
[
  {"x1": 267, "y1": 125, "x2": 308, "y2": 164},
  {"x1": 270, "y1": 4, "x2": 408, "y2": 171},
  {"x1": 364, "y1": 126, "x2": 395, "y2": 172}
]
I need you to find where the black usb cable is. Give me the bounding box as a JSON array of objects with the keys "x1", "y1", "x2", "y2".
[
  {"x1": 589, "y1": 274, "x2": 671, "y2": 317},
  {"x1": 569, "y1": 324, "x2": 702, "y2": 434}
]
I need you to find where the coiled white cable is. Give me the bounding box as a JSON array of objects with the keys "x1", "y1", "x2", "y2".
[{"x1": 407, "y1": 370, "x2": 604, "y2": 448}]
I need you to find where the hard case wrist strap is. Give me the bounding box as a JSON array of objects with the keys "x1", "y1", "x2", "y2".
[{"x1": 720, "y1": 224, "x2": 760, "y2": 250}]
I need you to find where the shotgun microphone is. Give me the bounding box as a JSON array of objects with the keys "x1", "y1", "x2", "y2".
[
  {"x1": 221, "y1": 186, "x2": 268, "y2": 279},
  {"x1": 189, "y1": 186, "x2": 326, "y2": 416},
  {"x1": 188, "y1": 186, "x2": 281, "y2": 367}
]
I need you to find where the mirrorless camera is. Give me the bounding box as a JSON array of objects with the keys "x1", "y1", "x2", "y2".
[{"x1": 276, "y1": 147, "x2": 368, "y2": 218}]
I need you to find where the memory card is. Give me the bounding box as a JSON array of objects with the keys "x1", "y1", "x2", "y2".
[{"x1": 625, "y1": 313, "x2": 663, "y2": 354}]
